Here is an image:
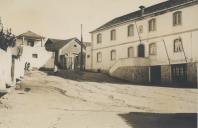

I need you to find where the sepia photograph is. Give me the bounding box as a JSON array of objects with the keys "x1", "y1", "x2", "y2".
[{"x1": 0, "y1": 0, "x2": 197, "y2": 127}]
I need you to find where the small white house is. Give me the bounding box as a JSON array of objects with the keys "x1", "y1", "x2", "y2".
[
  {"x1": 15, "y1": 31, "x2": 53, "y2": 71},
  {"x1": 45, "y1": 37, "x2": 86, "y2": 70}
]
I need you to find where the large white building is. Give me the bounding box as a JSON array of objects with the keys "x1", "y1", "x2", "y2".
[{"x1": 89, "y1": 0, "x2": 198, "y2": 85}]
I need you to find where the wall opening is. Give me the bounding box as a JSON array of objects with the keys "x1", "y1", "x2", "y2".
[
  {"x1": 150, "y1": 66, "x2": 161, "y2": 83},
  {"x1": 138, "y1": 44, "x2": 145, "y2": 57},
  {"x1": 171, "y1": 64, "x2": 187, "y2": 83}
]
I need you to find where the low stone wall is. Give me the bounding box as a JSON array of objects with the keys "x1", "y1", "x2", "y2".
[
  {"x1": 161, "y1": 65, "x2": 172, "y2": 84},
  {"x1": 187, "y1": 62, "x2": 197, "y2": 85},
  {"x1": 111, "y1": 66, "x2": 149, "y2": 84},
  {"x1": 160, "y1": 63, "x2": 197, "y2": 85},
  {"x1": 110, "y1": 63, "x2": 197, "y2": 86}
]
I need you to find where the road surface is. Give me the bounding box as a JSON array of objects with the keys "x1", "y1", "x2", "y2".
[{"x1": 0, "y1": 70, "x2": 197, "y2": 128}]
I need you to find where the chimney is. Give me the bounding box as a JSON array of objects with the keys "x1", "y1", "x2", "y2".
[{"x1": 139, "y1": 6, "x2": 145, "y2": 16}]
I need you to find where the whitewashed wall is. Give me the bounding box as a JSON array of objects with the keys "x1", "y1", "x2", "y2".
[
  {"x1": 20, "y1": 46, "x2": 53, "y2": 69},
  {"x1": 0, "y1": 48, "x2": 12, "y2": 91},
  {"x1": 15, "y1": 38, "x2": 53, "y2": 70},
  {"x1": 85, "y1": 46, "x2": 92, "y2": 70},
  {"x1": 91, "y1": 4, "x2": 198, "y2": 71}
]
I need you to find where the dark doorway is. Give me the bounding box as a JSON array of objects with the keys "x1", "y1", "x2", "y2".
[
  {"x1": 150, "y1": 66, "x2": 161, "y2": 83},
  {"x1": 11, "y1": 55, "x2": 15, "y2": 82},
  {"x1": 171, "y1": 64, "x2": 187, "y2": 83},
  {"x1": 138, "y1": 44, "x2": 145, "y2": 57},
  {"x1": 60, "y1": 55, "x2": 66, "y2": 69},
  {"x1": 54, "y1": 51, "x2": 59, "y2": 66}
]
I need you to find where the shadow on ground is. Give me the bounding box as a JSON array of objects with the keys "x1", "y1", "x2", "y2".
[
  {"x1": 0, "y1": 92, "x2": 7, "y2": 98},
  {"x1": 118, "y1": 112, "x2": 197, "y2": 128},
  {"x1": 41, "y1": 69, "x2": 197, "y2": 89},
  {"x1": 42, "y1": 70, "x2": 128, "y2": 84}
]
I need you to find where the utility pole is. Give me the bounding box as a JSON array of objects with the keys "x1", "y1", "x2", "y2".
[
  {"x1": 162, "y1": 39, "x2": 171, "y2": 65},
  {"x1": 80, "y1": 24, "x2": 83, "y2": 71},
  {"x1": 179, "y1": 37, "x2": 188, "y2": 63}
]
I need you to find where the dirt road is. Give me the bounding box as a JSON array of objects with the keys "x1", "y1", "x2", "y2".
[{"x1": 0, "y1": 70, "x2": 197, "y2": 128}]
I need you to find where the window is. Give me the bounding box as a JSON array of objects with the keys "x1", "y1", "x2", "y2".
[
  {"x1": 27, "y1": 40, "x2": 34, "y2": 47},
  {"x1": 128, "y1": 25, "x2": 134, "y2": 37},
  {"x1": 128, "y1": 47, "x2": 134, "y2": 58},
  {"x1": 110, "y1": 30, "x2": 116, "y2": 40},
  {"x1": 110, "y1": 50, "x2": 116, "y2": 60},
  {"x1": 139, "y1": 25, "x2": 143, "y2": 33},
  {"x1": 174, "y1": 38, "x2": 183, "y2": 53},
  {"x1": 97, "y1": 52, "x2": 102, "y2": 62},
  {"x1": 171, "y1": 64, "x2": 187, "y2": 82},
  {"x1": 148, "y1": 19, "x2": 156, "y2": 32},
  {"x1": 97, "y1": 33, "x2": 102, "y2": 43},
  {"x1": 173, "y1": 11, "x2": 182, "y2": 26},
  {"x1": 32, "y1": 54, "x2": 38, "y2": 58},
  {"x1": 149, "y1": 43, "x2": 157, "y2": 55}
]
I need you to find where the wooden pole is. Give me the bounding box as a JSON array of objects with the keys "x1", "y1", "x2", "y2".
[
  {"x1": 179, "y1": 37, "x2": 188, "y2": 63},
  {"x1": 162, "y1": 39, "x2": 171, "y2": 65}
]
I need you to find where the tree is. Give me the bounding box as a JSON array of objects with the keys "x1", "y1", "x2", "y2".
[{"x1": 0, "y1": 19, "x2": 16, "y2": 51}]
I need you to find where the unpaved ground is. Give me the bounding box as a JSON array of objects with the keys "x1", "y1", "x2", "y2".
[{"x1": 0, "y1": 70, "x2": 197, "y2": 128}]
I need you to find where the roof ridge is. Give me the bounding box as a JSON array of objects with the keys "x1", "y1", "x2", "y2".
[{"x1": 91, "y1": 0, "x2": 196, "y2": 33}]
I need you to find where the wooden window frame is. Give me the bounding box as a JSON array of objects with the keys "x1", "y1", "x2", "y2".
[
  {"x1": 110, "y1": 50, "x2": 116, "y2": 60},
  {"x1": 173, "y1": 11, "x2": 182, "y2": 26},
  {"x1": 97, "y1": 33, "x2": 102, "y2": 44},
  {"x1": 148, "y1": 19, "x2": 156, "y2": 32},
  {"x1": 128, "y1": 25, "x2": 134, "y2": 37},
  {"x1": 173, "y1": 38, "x2": 183, "y2": 53},
  {"x1": 149, "y1": 43, "x2": 157, "y2": 55},
  {"x1": 128, "y1": 47, "x2": 134, "y2": 58},
  {"x1": 110, "y1": 30, "x2": 116, "y2": 41},
  {"x1": 32, "y1": 54, "x2": 38, "y2": 58}
]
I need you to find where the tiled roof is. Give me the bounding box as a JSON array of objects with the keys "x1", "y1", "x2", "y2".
[
  {"x1": 17, "y1": 31, "x2": 44, "y2": 39},
  {"x1": 91, "y1": 0, "x2": 197, "y2": 33},
  {"x1": 45, "y1": 37, "x2": 85, "y2": 51}
]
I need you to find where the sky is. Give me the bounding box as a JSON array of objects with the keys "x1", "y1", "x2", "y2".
[{"x1": 0, "y1": 0, "x2": 165, "y2": 41}]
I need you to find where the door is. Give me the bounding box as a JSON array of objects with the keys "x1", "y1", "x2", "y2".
[
  {"x1": 150, "y1": 66, "x2": 161, "y2": 83},
  {"x1": 138, "y1": 44, "x2": 145, "y2": 57},
  {"x1": 60, "y1": 55, "x2": 67, "y2": 69},
  {"x1": 171, "y1": 64, "x2": 187, "y2": 83},
  {"x1": 66, "y1": 57, "x2": 73, "y2": 70}
]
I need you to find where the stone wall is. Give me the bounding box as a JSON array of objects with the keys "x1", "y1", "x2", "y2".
[
  {"x1": 161, "y1": 65, "x2": 172, "y2": 84},
  {"x1": 160, "y1": 63, "x2": 197, "y2": 85},
  {"x1": 111, "y1": 66, "x2": 149, "y2": 83},
  {"x1": 187, "y1": 62, "x2": 197, "y2": 85}
]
